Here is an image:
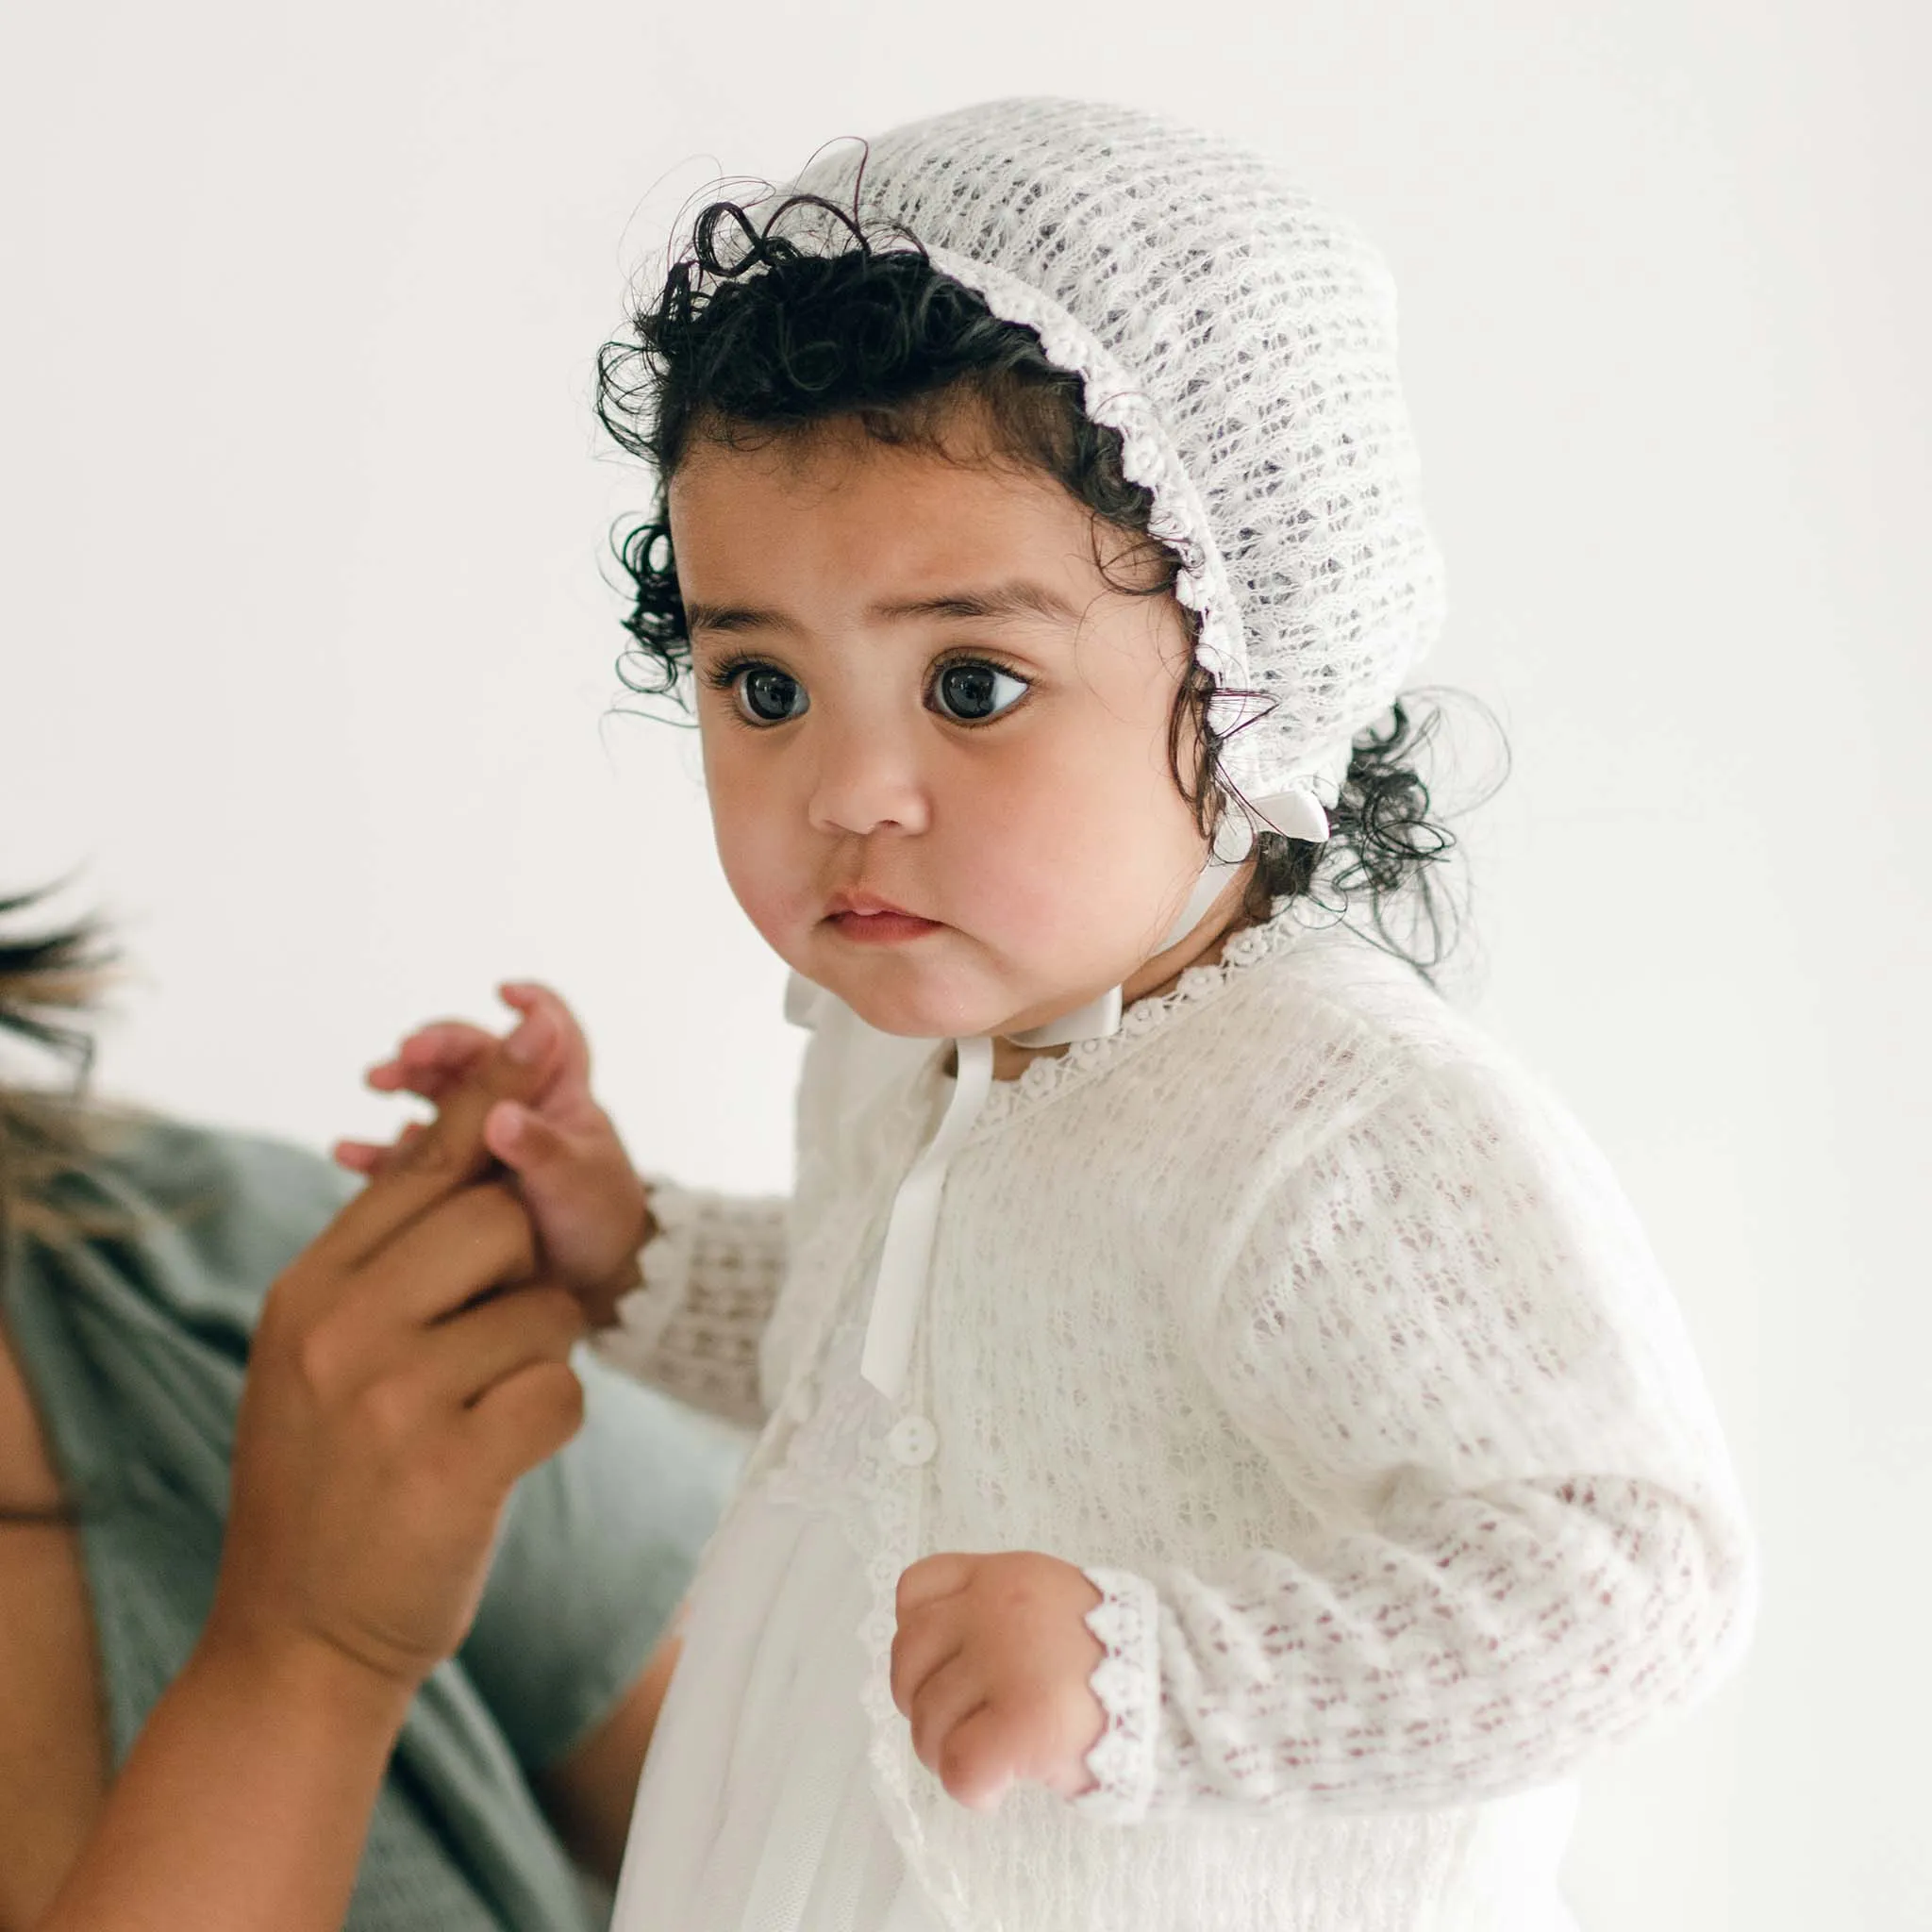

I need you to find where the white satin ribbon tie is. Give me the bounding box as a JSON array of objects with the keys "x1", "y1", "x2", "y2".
[{"x1": 858, "y1": 1033, "x2": 993, "y2": 1400}]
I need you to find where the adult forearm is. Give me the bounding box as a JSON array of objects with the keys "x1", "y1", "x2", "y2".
[{"x1": 38, "y1": 1634, "x2": 410, "y2": 1932}]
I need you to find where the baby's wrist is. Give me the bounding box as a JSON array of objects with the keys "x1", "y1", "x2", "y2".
[{"x1": 581, "y1": 1181, "x2": 656, "y2": 1328}]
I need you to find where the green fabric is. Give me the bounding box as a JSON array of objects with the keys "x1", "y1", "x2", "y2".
[{"x1": 4, "y1": 1117, "x2": 741, "y2": 1932}]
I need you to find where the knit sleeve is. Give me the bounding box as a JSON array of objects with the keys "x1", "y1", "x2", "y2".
[
  {"x1": 1072, "y1": 1058, "x2": 1757, "y2": 1822},
  {"x1": 591, "y1": 1180, "x2": 788, "y2": 1427}
]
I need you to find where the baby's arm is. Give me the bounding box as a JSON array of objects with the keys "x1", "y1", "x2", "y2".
[
  {"x1": 1071, "y1": 1058, "x2": 1757, "y2": 1823},
  {"x1": 343, "y1": 984, "x2": 787, "y2": 1427},
  {"x1": 591, "y1": 1177, "x2": 787, "y2": 1426}
]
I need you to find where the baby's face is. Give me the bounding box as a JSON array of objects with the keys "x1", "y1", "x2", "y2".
[{"x1": 667, "y1": 411, "x2": 1210, "y2": 1041}]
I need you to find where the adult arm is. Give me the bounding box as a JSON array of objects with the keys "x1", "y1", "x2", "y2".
[
  {"x1": 39, "y1": 1055, "x2": 584, "y2": 1931},
  {"x1": 36, "y1": 1639, "x2": 413, "y2": 1932}
]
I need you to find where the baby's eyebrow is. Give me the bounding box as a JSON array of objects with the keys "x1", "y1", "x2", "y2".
[
  {"x1": 683, "y1": 600, "x2": 791, "y2": 637},
  {"x1": 683, "y1": 580, "x2": 1082, "y2": 639},
  {"x1": 869, "y1": 580, "x2": 1082, "y2": 627}
]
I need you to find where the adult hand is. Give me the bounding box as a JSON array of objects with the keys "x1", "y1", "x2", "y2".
[{"x1": 207, "y1": 1041, "x2": 590, "y2": 1697}]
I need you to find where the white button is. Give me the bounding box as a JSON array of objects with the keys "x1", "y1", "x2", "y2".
[{"x1": 886, "y1": 1414, "x2": 939, "y2": 1467}]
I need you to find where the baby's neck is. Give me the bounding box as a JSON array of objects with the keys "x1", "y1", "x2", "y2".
[{"x1": 987, "y1": 872, "x2": 1259, "y2": 1084}]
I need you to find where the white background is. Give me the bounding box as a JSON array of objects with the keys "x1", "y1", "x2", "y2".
[{"x1": 4, "y1": 3, "x2": 1925, "y2": 1924}]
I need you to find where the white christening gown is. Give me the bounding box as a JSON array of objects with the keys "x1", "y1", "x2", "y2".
[{"x1": 608, "y1": 1312, "x2": 948, "y2": 1932}]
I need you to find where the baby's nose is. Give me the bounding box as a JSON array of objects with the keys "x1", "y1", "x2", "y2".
[{"x1": 806, "y1": 724, "x2": 932, "y2": 838}]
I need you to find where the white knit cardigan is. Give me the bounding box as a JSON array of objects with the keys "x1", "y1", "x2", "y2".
[{"x1": 599, "y1": 911, "x2": 1756, "y2": 1931}]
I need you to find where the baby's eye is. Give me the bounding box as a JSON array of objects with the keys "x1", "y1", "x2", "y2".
[
  {"x1": 929, "y1": 660, "x2": 1029, "y2": 724},
  {"x1": 730, "y1": 663, "x2": 808, "y2": 724}
]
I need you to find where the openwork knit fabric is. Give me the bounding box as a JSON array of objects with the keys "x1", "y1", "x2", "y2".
[
  {"x1": 767, "y1": 96, "x2": 1447, "y2": 820},
  {"x1": 600, "y1": 918, "x2": 1756, "y2": 1931}
]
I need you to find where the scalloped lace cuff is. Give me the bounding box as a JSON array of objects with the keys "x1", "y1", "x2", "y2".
[
  {"x1": 1070, "y1": 1565, "x2": 1162, "y2": 1824},
  {"x1": 589, "y1": 1177, "x2": 704, "y2": 1377}
]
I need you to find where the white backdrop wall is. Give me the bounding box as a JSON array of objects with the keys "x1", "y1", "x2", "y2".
[{"x1": 3, "y1": 3, "x2": 1925, "y2": 1925}]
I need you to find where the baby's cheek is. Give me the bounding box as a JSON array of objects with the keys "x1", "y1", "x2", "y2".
[
  {"x1": 940, "y1": 839, "x2": 1061, "y2": 962},
  {"x1": 951, "y1": 829, "x2": 1154, "y2": 987},
  {"x1": 933, "y1": 764, "x2": 1079, "y2": 928},
  {"x1": 709, "y1": 813, "x2": 813, "y2": 958}
]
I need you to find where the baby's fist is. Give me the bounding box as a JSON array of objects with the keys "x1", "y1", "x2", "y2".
[{"x1": 891, "y1": 1550, "x2": 1106, "y2": 1813}]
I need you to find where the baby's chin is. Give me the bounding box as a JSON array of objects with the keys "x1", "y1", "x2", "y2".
[
  {"x1": 819, "y1": 978, "x2": 1009, "y2": 1041},
  {"x1": 801, "y1": 947, "x2": 1041, "y2": 1042}
]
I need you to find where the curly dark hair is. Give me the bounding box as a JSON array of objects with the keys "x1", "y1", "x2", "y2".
[{"x1": 597, "y1": 194, "x2": 1474, "y2": 971}]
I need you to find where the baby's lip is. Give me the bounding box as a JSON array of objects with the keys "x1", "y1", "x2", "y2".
[{"x1": 824, "y1": 888, "x2": 926, "y2": 921}]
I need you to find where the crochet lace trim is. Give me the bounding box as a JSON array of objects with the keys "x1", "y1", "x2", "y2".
[
  {"x1": 975, "y1": 900, "x2": 1328, "y2": 1130},
  {"x1": 1073, "y1": 1566, "x2": 1162, "y2": 1824}
]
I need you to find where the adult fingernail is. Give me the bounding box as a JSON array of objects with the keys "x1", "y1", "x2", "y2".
[{"x1": 504, "y1": 1016, "x2": 542, "y2": 1064}]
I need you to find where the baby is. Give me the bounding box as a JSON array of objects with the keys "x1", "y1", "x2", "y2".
[{"x1": 347, "y1": 98, "x2": 1756, "y2": 1932}]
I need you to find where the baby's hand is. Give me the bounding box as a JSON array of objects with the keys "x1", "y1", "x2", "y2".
[
  {"x1": 890, "y1": 1550, "x2": 1106, "y2": 1813},
  {"x1": 336, "y1": 982, "x2": 652, "y2": 1325}
]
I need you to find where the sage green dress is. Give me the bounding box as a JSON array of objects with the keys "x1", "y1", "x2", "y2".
[{"x1": 3, "y1": 1117, "x2": 741, "y2": 1930}]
